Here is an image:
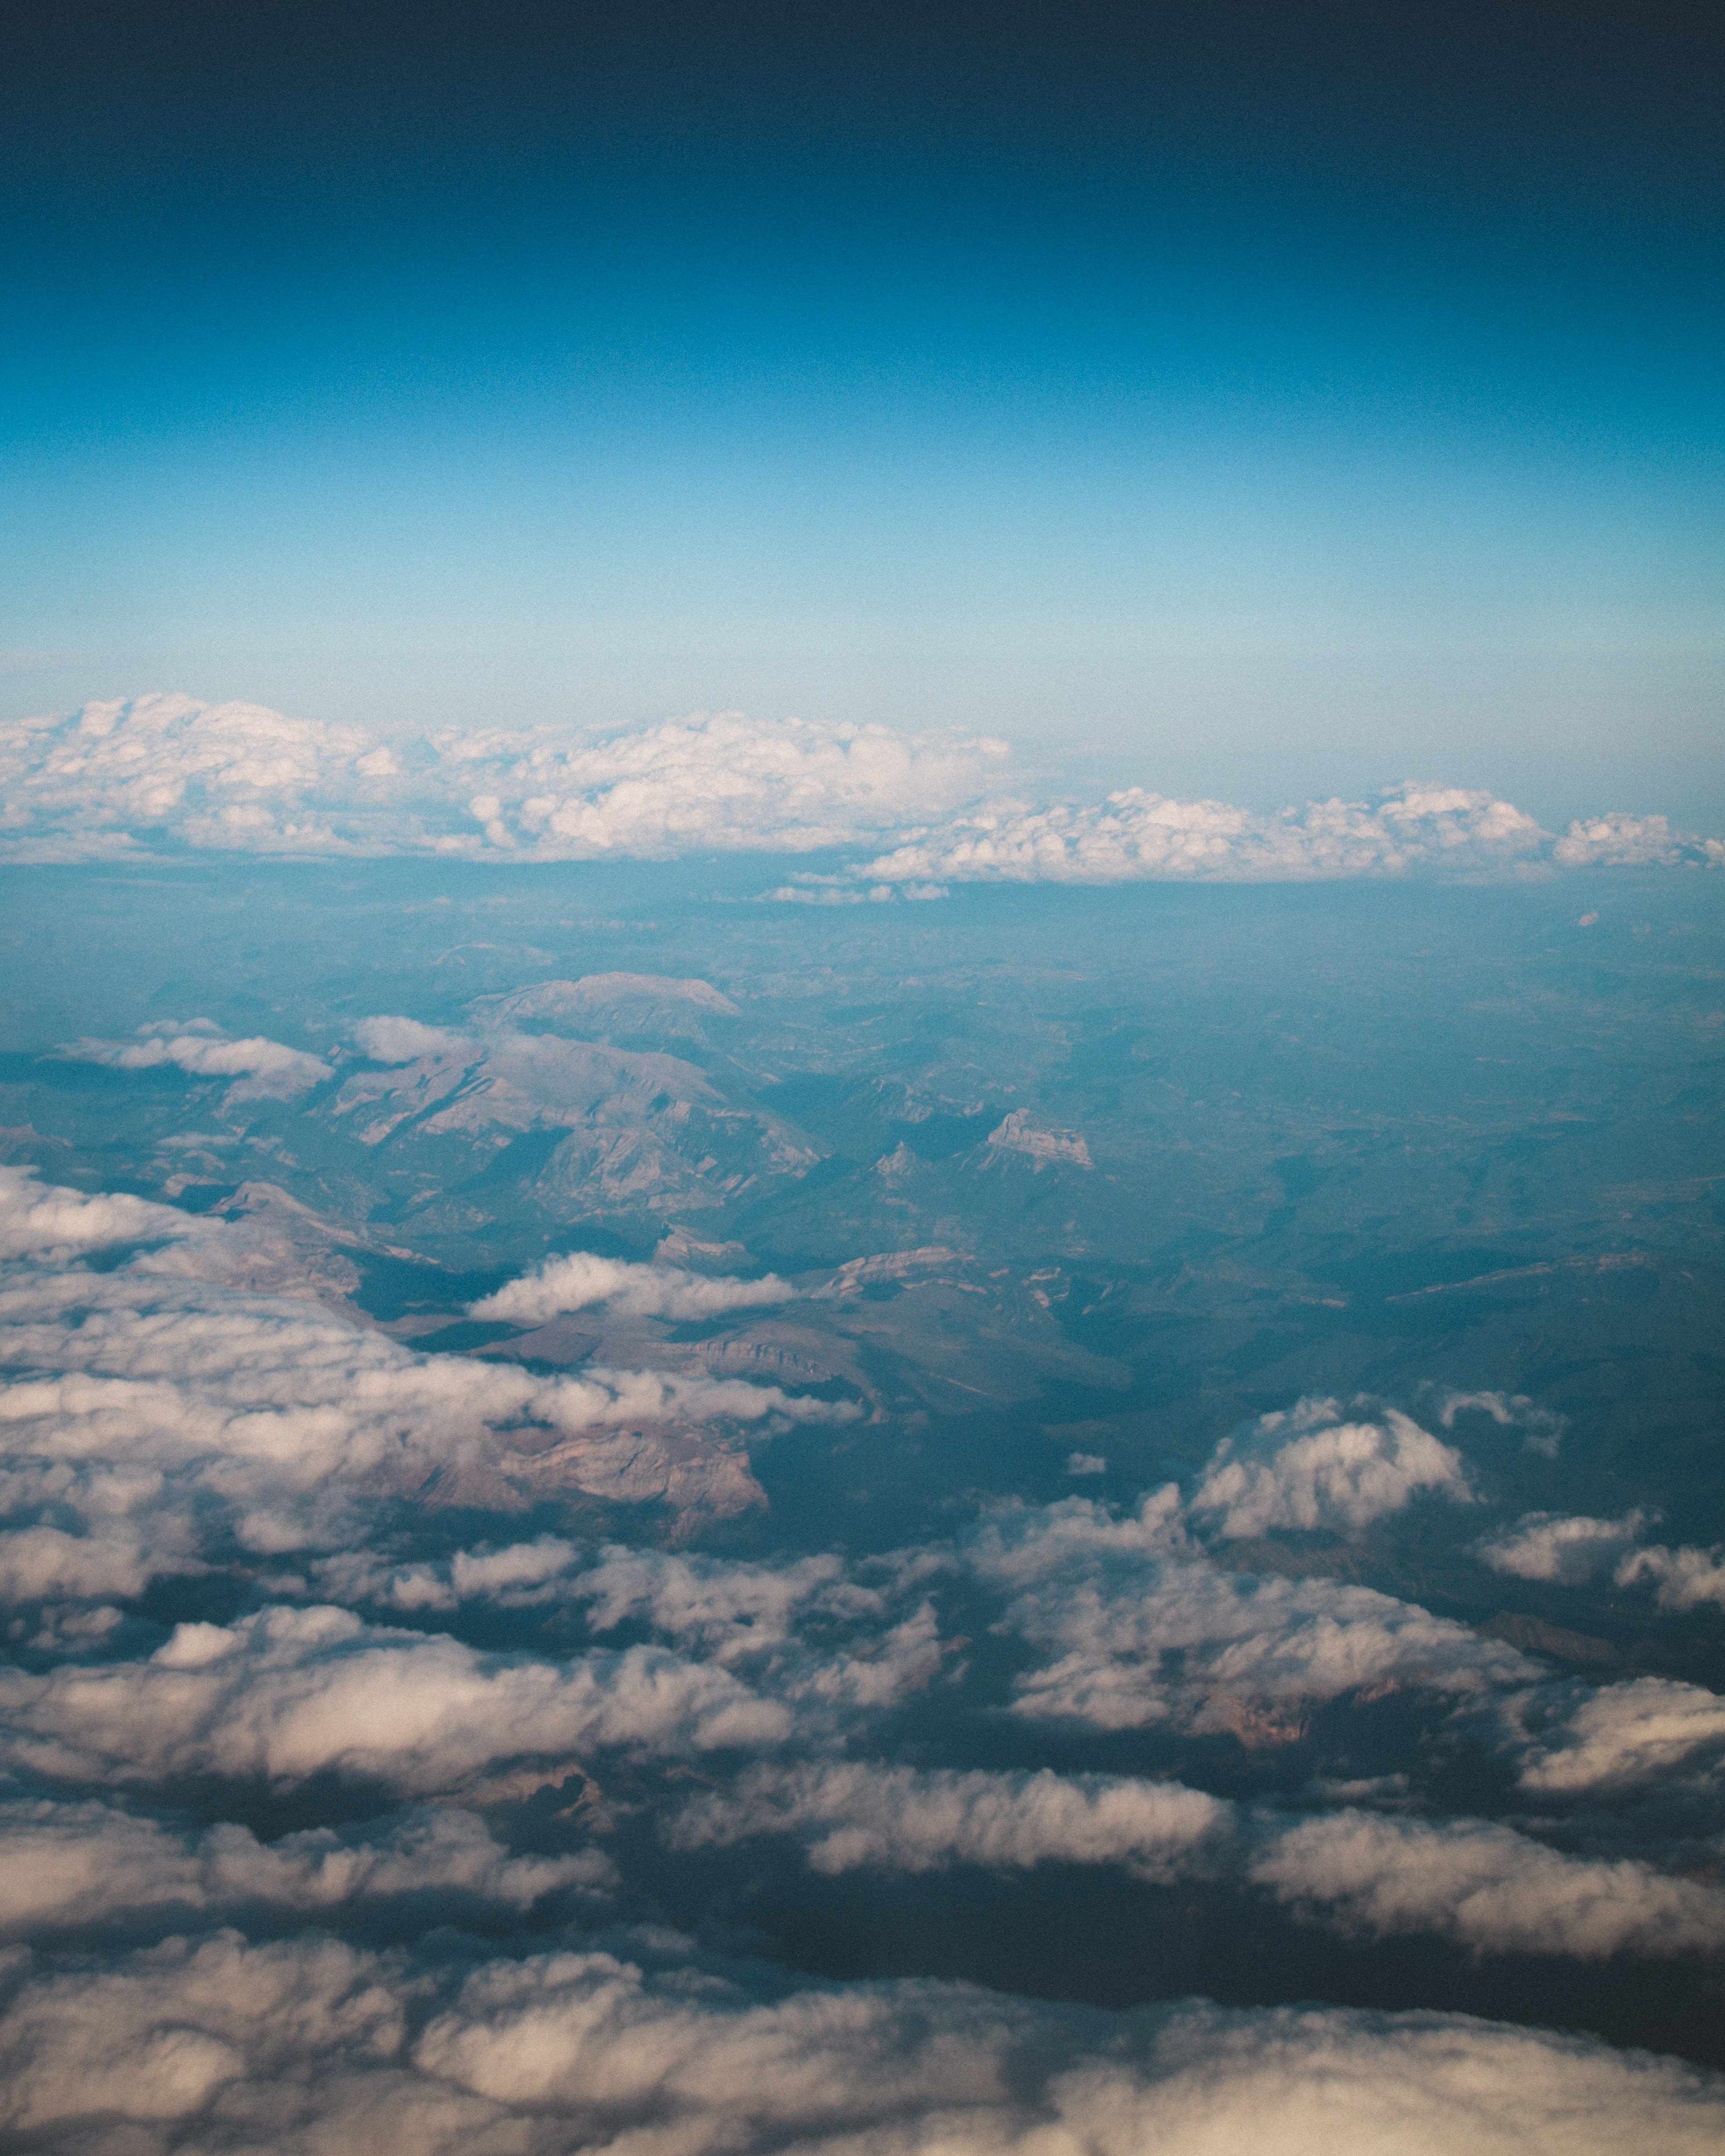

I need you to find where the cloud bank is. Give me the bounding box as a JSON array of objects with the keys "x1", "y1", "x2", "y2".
[{"x1": 4, "y1": 696, "x2": 1719, "y2": 879}]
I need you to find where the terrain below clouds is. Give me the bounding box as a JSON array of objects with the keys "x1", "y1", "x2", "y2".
[{"x1": 0, "y1": 855, "x2": 1721, "y2": 2141}]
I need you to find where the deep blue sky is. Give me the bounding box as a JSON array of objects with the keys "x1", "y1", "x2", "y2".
[{"x1": 3, "y1": 2, "x2": 1721, "y2": 820}]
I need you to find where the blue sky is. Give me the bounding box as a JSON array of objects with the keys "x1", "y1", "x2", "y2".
[{"x1": 3, "y1": 2, "x2": 1721, "y2": 822}]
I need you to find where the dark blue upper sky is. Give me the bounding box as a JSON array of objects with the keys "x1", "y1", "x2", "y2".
[{"x1": 4, "y1": 1, "x2": 1721, "y2": 817}]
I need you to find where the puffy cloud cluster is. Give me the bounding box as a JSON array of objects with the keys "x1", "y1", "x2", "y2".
[
  {"x1": 0, "y1": 1604, "x2": 788, "y2": 1791},
  {"x1": 672, "y1": 1763, "x2": 1229, "y2": 1880},
  {"x1": 4, "y1": 696, "x2": 1719, "y2": 879},
  {"x1": 0, "y1": 1164, "x2": 849, "y2": 1581},
  {"x1": 0, "y1": 1799, "x2": 609, "y2": 1938},
  {"x1": 1554, "y1": 813, "x2": 1725, "y2": 869},
  {"x1": 1251, "y1": 1809, "x2": 1725, "y2": 1960},
  {"x1": 1439, "y1": 1389, "x2": 1568, "y2": 1458},
  {"x1": 670, "y1": 1761, "x2": 1725, "y2": 1962},
  {"x1": 61, "y1": 1019, "x2": 332, "y2": 1098},
  {"x1": 1476, "y1": 1514, "x2": 1725, "y2": 1610},
  {"x1": 862, "y1": 784, "x2": 1551, "y2": 886},
  {"x1": 1615, "y1": 1543, "x2": 1725, "y2": 1611},
  {"x1": 0, "y1": 1165, "x2": 196, "y2": 1263},
  {"x1": 1190, "y1": 1401, "x2": 1472, "y2": 1539},
  {"x1": 0, "y1": 1931, "x2": 1718, "y2": 2154},
  {"x1": 1475, "y1": 1511, "x2": 1647, "y2": 1585},
  {"x1": 0, "y1": 693, "x2": 406, "y2": 859},
  {"x1": 440, "y1": 709, "x2": 1009, "y2": 856},
  {"x1": 970, "y1": 1485, "x2": 1532, "y2": 1736},
  {"x1": 471, "y1": 1250, "x2": 795, "y2": 1325},
  {"x1": 1511, "y1": 1678, "x2": 1725, "y2": 1795}
]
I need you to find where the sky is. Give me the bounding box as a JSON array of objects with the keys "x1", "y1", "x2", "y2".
[{"x1": 3, "y1": 1, "x2": 1722, "y2": 823}]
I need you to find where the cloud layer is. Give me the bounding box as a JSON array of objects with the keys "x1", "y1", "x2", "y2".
[{"x1": 4, "y1": 696, "x2": 1720, "y2": 879}]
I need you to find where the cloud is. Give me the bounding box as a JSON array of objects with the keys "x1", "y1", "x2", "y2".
[
  {"x1": 470, "y1": 1251, "x2": 796, "y2": 1325},
  {"x1": 1252, "y1": 1809, "x2": 1725, "y2": 1959},
  {"x1": 434, "y1": 709, "x2": 1010, "y2": 858},
  {"x1": 63, "y1": 1021, "x2": 331, "y2": 1098},
  {"x1": 0, "y1": 1799, "x2": 610, "y2": 1938},
  {"x1": 1475, "y1": 1512, "x2": 1646, "y2": 1585},
  {"x1": 352, "y1": 1015, "x2": 470, "y2": 1063},
  {"x1": 7, "y1": 1930, "x2": 1715, "y2": 2156},
  {"x1": 0, "y1": 693, "x2": 409, "y2": 860},
  {"x1": 0, "y1": 1163, "x2": 197, "y2": 1262},
  {"x1": 1190, "y1": 1402, "x2": 1472, "y2": 1539},
  {"x1": 1554, "y1": 813, "x2": 1725, "y2": 868},
  {"x1": 0, "y1": 1603, "x2": 790, "y2": 1790},
  {"x1": 670, "y1": 1762, "x2": 1229, "y2": 1879},
  {"x1": 862, "y1": 783, "x2": 1553, "y2": 886},
  {"x1": 5, "y1": 697, "x2": 1719, "y2": 879},
  {"x1": 669, "y1": 1757, "x2": 1725, "y2": 1961},
  {"x1": 0, "y1": 1165, "x2": 849, "y2": 1575},
  {"x1": 1512, "y1": 1678, "x2": 1725, "y2": 1794},
  {"x1": 970, "y1": 1487, "x2": 1532, "y2": 1736},
  {"x1": 1615, "y1": 1543, "x2": 1725, "y2": 1611},
  {"x1": 1439, "y1": 1390, "x2": 1568, "y2": 1458}
]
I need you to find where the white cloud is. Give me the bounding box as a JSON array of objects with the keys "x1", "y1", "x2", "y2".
[
  {"x1": 1475, "y1": 1512, "x2": 1645, "y2": 1585},
  {"x1": 435, "y1": 709, "x2": 1010, "y2": 858},
  {"x1": 0, "y1": 1166, "x2": 850, "y2": 1582},
  {"x1": 970, "y1": 1486, "x2": 1532, "y2": 1737},
  {"x1": 1252, "y1": 1809, "x2": 1725, "y2": 1959},
  {"x1": 64, "y1": 1022, "x2": 331, "y2": 1098},
  {"x1": 352, "y1": 1015, "x2": 470, "y2": 1063},
  {"x1": 1554, "y1": 813, "x2": 1725, "y2": 868},
  {"x1": 1439, "y1": 1390, "x2": 1568, "y2": 1458},
  {"x1": 0, "y1": 1799, "x2": 610, "y2": 1937},
  {"x1": 670, "y1": 1762, "x2": 1229, "y2": 1879},
  {"x1": 7, "y1": 1933, "x2": 1705, "y2": 2156},
  {"x1": 470, "y1": 1251, "x2": 796, "y2": 1325},
  {"x1": 1513, "y1": 1678, "x2": 1725, "y2": 1794},
  {"x1": 0, "y1": 1603, "x2": 790, "y2": 1790},
  {"x1": 0, "y1": 692, "x2": 410, "y2": 860},
  {"x1": 862, "y1": 783, "x2": 1552, "y2": 887},
  {"x1": 1190, "y1": 1403, "x2": 1472, "y2": 1539},
  {"x1": 4, "y1": 696, "x2": 1718, "y2": 879},
  {"x1": 0, "y1": 1163, "x2": 196, "y2": 1262},
  {"x1": 1615, "y1": 1543, "x2": 1725, "y2": 1611}
]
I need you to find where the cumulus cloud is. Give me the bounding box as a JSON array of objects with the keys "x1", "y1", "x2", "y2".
[
  {"x1": 0, "y1": 1165, "x2": 849, "y2": 1575},
  {"x1": 670, "y1": 1762, "x2": 1229, "y2": 1878},
  {"x1": 351, "y1": 1015, "x2": 470, "y2": 1064},
  {"x1": 1475, "y1": 1511, "x2": 1646, "y2": 1585},
  {"x1": 62, "y1": 1020, "x2": 331, "y2": 1097},
  {"x1": 1512, "y1": 1678, "x2": 1725, "y2": 1794},
  {"x1": 2, "y1": 1929, "x2": 1717, "y2": 2156},
  {"x1": 1252, "y1": 1809, "x2": 1725, "y2": 1960},
  {"x1": 0, "y1": 1603, "x2": 790, "y2": 1790},
  {"x1": 470, "y1": 1250, "x2": 796, "y2": 1325},
  {"x1": 1554, "y1": 813, "x2": 1725, "y2": 868},
  {"x1": 862, "y1": 783, "x2": 1552, "y2": 887},
  {"x1": 4, "y1": 696, "x2": 1718, "y2": 880},
  {"x1": 0, "y1": 1163, "x2": 196, "y2": 1262},
  {"x1": 1615, "y1": 1543, "x2": 1725, "y2": 1611},
  {"x1": 1190, "y1": 1402, "x2": 1472, "y2": 1539},
  {"x1": 970, "y1": 1486, "x2": 1532, "y2": 1737},
  {"x1": 0, "y1": 1799, "x2": 610, "y2": 1938},
  {"x1": 0, "y1": 692, "x2": 410, "y2": 859},
  {"x1": 1439, "y1": 1389, "x2": 1569, "y2": 1457},
  {"x1": 432, "y1": 709, "x2": 1010, "y2": 857}
]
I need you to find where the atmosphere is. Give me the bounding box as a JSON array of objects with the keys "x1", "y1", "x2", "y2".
[
  {"x1": 4, "y1": 1, "x2": 1721, "y2": 820},
  {"x1": 2, "y1": 12, "x2": 1724, "y2": 2151}
]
